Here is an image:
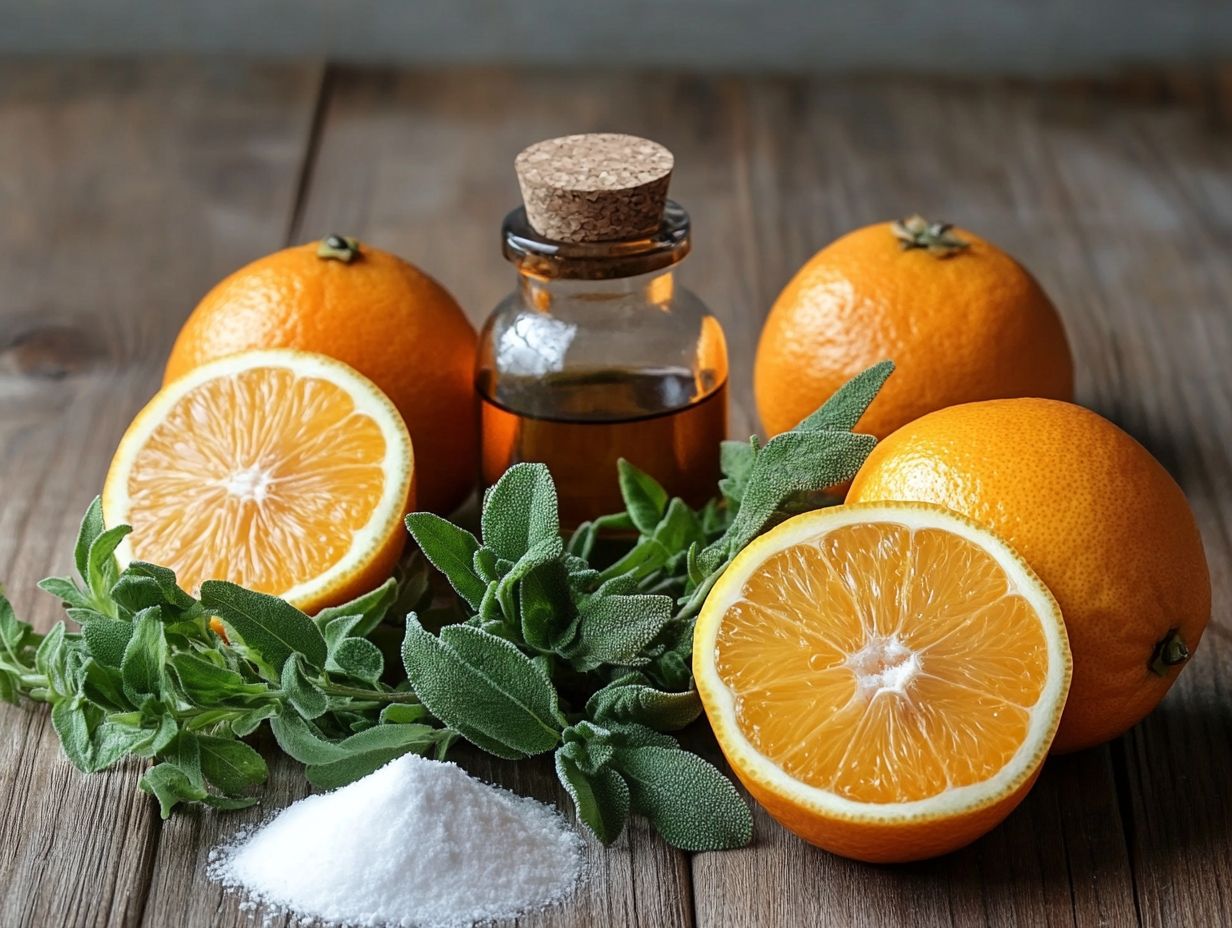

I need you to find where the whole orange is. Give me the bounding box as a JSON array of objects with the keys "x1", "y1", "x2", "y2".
[
  {"x1": 847, "y1": 398, "x2": 1211, "y2": 753},
  {"x1": 164, "y1": 235, "x2": 478, "y2": 514},
  {"x1": 754, "y1": 217, "x2": 1074, "y2": 439}
]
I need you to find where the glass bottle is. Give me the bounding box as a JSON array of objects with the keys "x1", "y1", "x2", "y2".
[{"x1": 476, "y1": 134, "x2": 729, "y2": 529}]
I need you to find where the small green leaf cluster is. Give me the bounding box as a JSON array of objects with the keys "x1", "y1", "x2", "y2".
[
  {"x1": 0, "y1": 500, "x2": 452, "y2": 817},
  {"x1": 398, "y1": 360, "x2": 894, "y2": 850}
]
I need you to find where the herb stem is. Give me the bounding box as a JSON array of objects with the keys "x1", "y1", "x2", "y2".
[{"x1": 320, "y1": 683, "x2": 422, "y2": 705}]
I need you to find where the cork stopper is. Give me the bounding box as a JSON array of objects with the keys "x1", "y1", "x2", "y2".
[{"x1": 515, "y1": 133, "x2": 674, "y2": 243}]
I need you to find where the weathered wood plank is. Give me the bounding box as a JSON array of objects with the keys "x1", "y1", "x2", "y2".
[{"x1": 0, "y1": 58, "x2": 322, "y2": 927}]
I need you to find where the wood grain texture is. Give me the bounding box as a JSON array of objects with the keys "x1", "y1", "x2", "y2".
[
  {"x1": 1, "y1": 60, "x2": 1230, "y2": 928},
  {"x1": 0, "y1": 58, "x2": 322, "y2": 927}
]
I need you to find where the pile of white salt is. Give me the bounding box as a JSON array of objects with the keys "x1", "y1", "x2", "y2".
[{"x1": 209, "y1": 753, "x2": 584, "y2": 928}]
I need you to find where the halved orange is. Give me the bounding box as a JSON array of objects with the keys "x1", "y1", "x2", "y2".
[
  {"x1": 103, "y1": 349, "x2": 414, "y2": 614},
  {"x1": 694, "y1": 502, "x2": 1071, "y2": 862}
]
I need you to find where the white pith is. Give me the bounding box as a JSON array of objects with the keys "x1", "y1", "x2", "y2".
[
  {"x1": 103, "y1": 349, "x2": 412, "y2": 609},
  {"x1": 695, "y1": 503, "x2": 1070, "y2": 823}
]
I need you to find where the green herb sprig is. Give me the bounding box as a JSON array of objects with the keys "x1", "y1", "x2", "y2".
[{"x1": 0, "y1": 361, "x2": 892, "y2": 852}]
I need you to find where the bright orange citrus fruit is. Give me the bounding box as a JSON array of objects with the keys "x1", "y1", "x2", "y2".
[
  {"x1": 848, "y1": 398, "x2": 1211, "y2": 753},
  {"x1": 754, "y1": 217, "x2": 1073, "y2": 440},
  {"x1": 694, "y1": 502, "x2": 1071, "y2": 862},
  {"x1": 164, "y1": 235, "x2": 475, "y2": 515},
  {"x1": 104, "y1": 349, "x2": 413, "y2": 615}
]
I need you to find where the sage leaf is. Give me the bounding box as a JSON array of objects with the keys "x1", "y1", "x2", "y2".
[
  {"x1": 402, "y1": 616, "x2": 562, "y2": 759},
  {"x1": 518, "y1": 561, "x2": 577, "y2": 653},
  {"x1": 794, "y1": 359, "x2": 894, "y2": 433},
  {"x1": 614, "y1": 745, "x2": 752, "y2": 851},
  {"x1": 480, "y1": 463, "x2": 559, "y2": 561},
  {"x1": 718, "y1": 438, "x2": 758, "y2": 507},
  {"x1": 199, "y1": 735, "x2": 268, "y2": 796},
  {"x1": 314, "y1": 577, "x2": 397, "y2": 637},
  {"x1": 305, "y1": 723, "x2": 443, "y2": 789},
  {"x1": 74, "y1": 497, "x2": 105, "y2": 580},
  {"x1": 38, "y1": 576, "x2": 91, "y2": 610},
  {"x1": 329, "y1": 637, "x2": 384, "y2": 684},
  {"x1": 405, "y1": 513, "x2": 486, "y2": 609},
  {"x1": 281, "y1": 653, "x2": 328, "y2": 719},
  {"x1": 270, "y1": 712, "x2": 350, "y2": 765},
  {"x1": 569, "y1": 594, "x2": 673, "y2": 671},
  {"x1": 51, "y1": 699, "x2": 94, "y2": 772},
  {"x1": 86, "y1": 525, "x2": 132, "y2": 606},
  {"x1": 121, "y1": 608, "x2": 166, "y2": 702},
  {"x1": 91, "y1": 718, "x2": 153, "y2": 772},
  {"x1": 83, "y1": 619, "x2": 133, "y2": 669},
  {"x1": 170, "y1": 653, "x2": 269, "y2": 706},
  {"x1": 200, "y1": 581, "x2": 327, "y2": 671},
  {"x1": 229, "y1": 704, "x2": 278, "y2": 737},
  {"x1": 715, "y1": 428, "x2": 876, "y2": 556},
  {"x1": 81, "y1": 660, "x2": 129, "y2": 710},
  {"x1": 124, "y1": 562, "x2": 198, "y2": 612},
  {"x1": 109, "y1": 575, "x2": 165, "y2": 616},
  {"x1": 556, "y1": 750, "x2": 630, "y2": 845},
  {"x1": 587, "y1": 675, "x2": 701, "y2": 731},
  {"x1": 140, "y1": 762, "x2": 207, "y2": 818},
  {"x1": 618, "y1": 459, "x2": 669, "y2": 534}
]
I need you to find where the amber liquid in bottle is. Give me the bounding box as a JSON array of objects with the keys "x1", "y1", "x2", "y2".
[{"x1": 479, "y1": 367, "x2": 727, "y2": 528}]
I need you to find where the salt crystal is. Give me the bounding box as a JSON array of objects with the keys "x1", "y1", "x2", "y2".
[{"x1": 209, "y1": 753, "x2": 585, "y2": 928}]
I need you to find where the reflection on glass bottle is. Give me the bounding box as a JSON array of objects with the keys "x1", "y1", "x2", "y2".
[{"x1": 476, "y1": 134, "x2": 729, "y2": 528}]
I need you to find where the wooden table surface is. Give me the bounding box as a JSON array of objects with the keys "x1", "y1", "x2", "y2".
[{"x1": 1, "y1": 59, "x2": 1229, "y2": 928}]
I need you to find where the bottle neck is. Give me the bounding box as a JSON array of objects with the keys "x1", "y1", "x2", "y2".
[
  {"x1": 517, "y1": 265, "x2": 680, "y2": 313},
  {"x1": 502, "y1": 202, "x2": 691, "y2": 282}
]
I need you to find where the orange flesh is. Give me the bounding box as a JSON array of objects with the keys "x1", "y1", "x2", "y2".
[
  {"x1": 123, "y1": 367, "x2": 389, "y2": 596},
  {"x1": 714, "y1": 523, "x2": 1049, "y2": 804}
]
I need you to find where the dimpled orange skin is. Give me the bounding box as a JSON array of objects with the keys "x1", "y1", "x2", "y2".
[
  {"x1": 754, "y1": 222, "x2": 1074, "y2": 440},
  {"x1": 848, "y1": 399, "x2": 1211, "y2": 753},
  {"x1": 164, "y1": 241, "x2": 477, "y2": 515}
]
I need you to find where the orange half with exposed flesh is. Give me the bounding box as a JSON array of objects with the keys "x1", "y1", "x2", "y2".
[
  {"x1": 694, "y1": 502, "x2": 1070, "y2": 862},
  {"x1": 103, "y1": 349, "x2": 413, "y2": 614}
]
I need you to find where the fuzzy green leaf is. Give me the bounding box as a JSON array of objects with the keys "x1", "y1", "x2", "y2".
[
  {"x1": 51, "y1": 699, "x2": 95, "y2": 772},
  {"x1": 86, "y1": 525, "x2": 132, "y2": 606},
  {"x1": 518, "y1": 561, "x2": 577, "y2": 653},
  {"x1": 614, "y1": 745, "x2": 752, "y2": 850},
  {"x1": 314, "y1": 577, "x2": 397, "y2": 636},
  {"x1": 568, "y1": 594, "x2": 673, "y2": 671},
  {"x1": 121, "y1": 608, "x2": 166, "y2": 702},
  {"x1": 199, "y1": 735, "x2": 268, "y2": 796},
  {"x1": 556, "y1": 750, "x2": 630, "y2": 845},
  {"x1": 83, "y1": 619, "x2": 133, "y2": 669},
  {"x1": 713, "y1": 429, "x2": 876, "y2": 557},
  {"x1": 200, "y1": 581, "x2": 327, "y2": 671},
  {"x1": 405, "y1": 513, "x2": 486, "y2": 609},
  {"x1": 402, "y1": 616, "x2": 562, "y2": 759},
  {"x1": 587, "y1": 675, "x2": 701, "y2": 731},
  {"x1": 718, "y1": 438, "x2": 758, "y2": 507},
  {"x1": 329, "y1": 637, "x2": 384, "y2": 684},
  {"x1": 270, "y1": 712, "x2": 350, "y2": 765},
  {"x1": 74, "y1": 497, "x2": 106, "y2": 580},
  {"x1": 123, "y1": 562, "x2": 199, "y2": 612},
  {"x1": 139, "y1": 762, "x2": 207, "y2": 818},
  {"x1": 38, "y1": 576, "x2": 92, "y2": 610},
  {"x1": 618, "y1": 459, "x2": 669, "y2": 534},
  {"x1": 481, "y1": 463, "x2": 560, "y2": 561},
  {"x1": 281, "y1": 653, "x2": 328, "y2": 719},
  {"x1": 794, "y1": 360, "x2": 894, "y2": 433},
  {"x1": 305, "y1": 723, "x2": 443, "y2": 789}
]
